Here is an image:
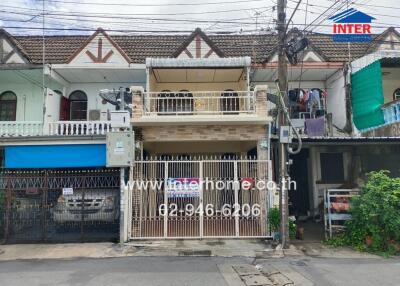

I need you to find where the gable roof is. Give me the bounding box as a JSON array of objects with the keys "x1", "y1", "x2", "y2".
[
  {"x1": 172, "y1": 28, "x2": 225, "y2": 58},
  {"x1": 366, "y1": 27, "x2": 400, "y2": 53},
  {"x1": 66, "y1": 28, "x2": 131, "y2": 63},
  {"x1": 0, "y1": 28, "x2": 30, "y2": 63},
  {"x1": 329, "y1": 8, "x2": 376, "y2": 23},
  {"x1": 4, "y1": 27, "x2": 399, "y2": 65}
]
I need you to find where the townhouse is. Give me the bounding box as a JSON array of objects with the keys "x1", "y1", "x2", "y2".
[{"x1": 0, "y1": 26, "x2": 399, "y2": 242}]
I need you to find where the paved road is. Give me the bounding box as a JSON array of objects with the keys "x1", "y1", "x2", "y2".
[
  {"x1": 0, "y1": 256, "x2": 399, "y2": 286},
  {"x1": 258, "y1": 257, "x2": 400, "y2": 286}
]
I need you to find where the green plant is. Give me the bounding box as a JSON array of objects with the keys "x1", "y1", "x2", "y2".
[
  {"x1": 327, "y1": 171, "x2": 400, "y2": 256},
  {"x1": 289, "y1": 220, "x2": 297, "y2": 240},
  {"x1": 268, "y1": 207, "x2": 280, "y2": 232}
]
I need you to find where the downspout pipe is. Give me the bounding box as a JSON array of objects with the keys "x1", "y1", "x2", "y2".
[{"x1": 343, "y1": 63, "x2": 354, "y2": 135}]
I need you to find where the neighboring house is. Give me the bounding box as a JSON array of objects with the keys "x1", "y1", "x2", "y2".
[{"x1": 1, "y1": 26, "x2": 400, "y2": 241}]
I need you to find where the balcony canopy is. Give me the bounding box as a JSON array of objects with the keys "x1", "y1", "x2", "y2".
[{"x1": 146, "y1": 57, "x2": 251, "y2": 68}]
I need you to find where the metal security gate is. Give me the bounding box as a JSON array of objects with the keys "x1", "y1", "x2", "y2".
[
  {"x1": 0, "y1": 169, "x2": 120, "y2": 244},
  {"x1": 129, "y1": 159, "x2": 272, "y2": 239}
]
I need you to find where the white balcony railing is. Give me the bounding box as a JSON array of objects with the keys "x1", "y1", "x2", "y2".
[
  {"x1": 382, "y1": 100, "x2": 400, "y2": 125},
  {"x1": 48, "y1": 121, "x2": 113, "y2": 136},
  {"x1": 142, "y1": 91, "x2": 256, "y2": 116},
  {"x1": 0, "y1": 121, "x2": 43, "y2": 137},
  {"x1": 0, "y1": 120, "x2": 125, "y2": 137}
]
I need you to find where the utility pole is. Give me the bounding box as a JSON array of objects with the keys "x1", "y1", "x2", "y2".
[{"x1": 277, "y1": 0, "x2": 289, "y2": 249}]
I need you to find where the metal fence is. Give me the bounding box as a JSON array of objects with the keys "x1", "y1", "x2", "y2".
[
  {"x1": 0, "y1": 169, "x2": 120, "y2": 244},
  {"x1": 128, "y1": 159, "x2": 272, "y2": 239},
  {"x1": 143, "y1": 91, "x2": 256, "y2": 116}
]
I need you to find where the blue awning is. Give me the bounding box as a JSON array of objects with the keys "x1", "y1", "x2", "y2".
[{"x1": 5, "y1": 144, "x2": 106, "y2": 169}]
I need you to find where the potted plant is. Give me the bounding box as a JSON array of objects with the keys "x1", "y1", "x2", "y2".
[{"x1": 268, "y1": 207, "x2": 280, "y2": 241}]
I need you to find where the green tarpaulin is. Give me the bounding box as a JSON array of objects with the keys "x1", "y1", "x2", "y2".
[{"x1": 351, "y1": 60, "x2": 385, "y2": 130}]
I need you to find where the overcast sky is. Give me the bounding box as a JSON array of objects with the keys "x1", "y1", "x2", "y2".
[{"x1": 0, "y1": 0, "x2": 398, "y2": 35}]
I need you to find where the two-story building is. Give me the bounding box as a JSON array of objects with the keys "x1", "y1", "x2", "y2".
[{"x1": 1, "y1": 26, "x2": 400, "y2": 242}]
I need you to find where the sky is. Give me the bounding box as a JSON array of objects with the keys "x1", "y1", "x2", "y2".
[{"x1": 0, "y1": 0, "x2": 399, "y2": 35}]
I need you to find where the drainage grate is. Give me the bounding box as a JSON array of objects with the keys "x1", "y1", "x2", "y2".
[{"x1": 178, "y1": 250, "x2": 212, "y2": 256}]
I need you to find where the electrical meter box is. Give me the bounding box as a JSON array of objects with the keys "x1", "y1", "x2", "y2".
[
  {"x1": 106, "y1": 131, "x2": 134, "y2": 167},
  {"x1": 279, "y1": 126, "x2": 292, "y2": 143},
  {"x1": 110, "y1": 111, "x2": 130, "y2": 128}
]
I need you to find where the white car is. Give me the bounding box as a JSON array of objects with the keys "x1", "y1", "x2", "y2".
[{"x1": 52, "y1": 190, "x2": 119, "y2": 224}]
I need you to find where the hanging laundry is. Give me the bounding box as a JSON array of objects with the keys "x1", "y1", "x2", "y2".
[{"x1": 308, "y1": 88, "x2": 322, "y2": 110}]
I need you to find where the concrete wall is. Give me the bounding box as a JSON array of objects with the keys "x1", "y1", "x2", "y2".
[
  {"x1": 0, "y1": 83, "x2": 44, "y2": 121},
  {"x1": 144, "y1": 141, "x2": 257, "y2": 155},
  {"x1": 141, "y1": 125, "x2": 267, "y2": 142},
  {"x1": 382, "y1": 67, "x2": 400, "y2": 104},
  {"x1": 326, "y1": 69, "x2": 347, "y2": 129},
  {"x1": 66, "y1": 82, "x2": 145, "y2": 120}
]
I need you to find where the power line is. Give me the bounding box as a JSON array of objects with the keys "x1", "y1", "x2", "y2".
[
  {"x1": 0, "y1": 4, "x2": 273, "y2": 17},
  {"x1": 287, "y1": 0, "x2": 400, "y2": 11},
  {"x1": 34, "y1": 0, "x2": 269, "y2": 7},
  {"x1": 3, "y1": 22, "x2": 400, "y2": 33}
]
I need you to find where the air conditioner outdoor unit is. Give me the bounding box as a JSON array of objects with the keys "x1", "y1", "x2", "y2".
[
  {"x1": 89, "y1": 109, "x2": 101, "y2": 121},
  {"x1": 110, "y1": 111, "x2": 130, "y2": 128}
]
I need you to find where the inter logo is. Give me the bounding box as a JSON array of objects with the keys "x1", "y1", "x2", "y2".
[{"x1": 329, "y1": 8, "x2": 376, "y2": 42}]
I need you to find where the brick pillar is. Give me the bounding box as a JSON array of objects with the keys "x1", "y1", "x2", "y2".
[
  {"x1": 130, "y1": 86, "x2": 144, "y2": 119},
  {"x1": 254, "y1": 85, "x2": 268, "y2": 118}
]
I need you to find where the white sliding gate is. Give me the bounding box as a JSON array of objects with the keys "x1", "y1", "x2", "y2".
[{"x1": 128, "y1": 159, "x2": 272, "y2": 239}]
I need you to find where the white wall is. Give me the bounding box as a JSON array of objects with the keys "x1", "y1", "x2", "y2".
[
  {"x1": 65, "y1": 82, "x2": 145, "y2": 120},
  {"x1": 0, "y1": 83, "x2": 44, "y2": 121},
  {"x1": 382, "y1": 68, "x2": 400, "y2": 104},
  {"x1": 44, "y1": 88, "x2": 61, "y2": 123},
  {"x1": 326, "y1": 69, "x2": 347, "y2": 129}
]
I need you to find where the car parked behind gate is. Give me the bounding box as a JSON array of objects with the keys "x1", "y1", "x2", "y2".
[{"x1": 52, "y1": 190, "x2": 119, "y2": 225}]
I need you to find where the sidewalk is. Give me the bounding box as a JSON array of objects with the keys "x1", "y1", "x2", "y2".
[
  {"x1": 0, "y1": 239, "x2": 382, "y2": 261},
  {"x1": 0, "y1": 240, "x2": 267, "y2": 261}
]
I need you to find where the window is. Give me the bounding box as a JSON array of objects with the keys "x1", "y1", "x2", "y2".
[
  {"x1": 220, "y1": 89, "x2": 239, "y2": 114},
  {"x1": 320, "y1": 153, "x2": 344, "y2": 183},
  {"x1": 0, "y1": 91, "x2": 17, "y2": 121},
  {"x1": 69, "y1": 90, "x2": 87, "y2": 120},
  {"x1": 393, "y1": 88, "x2": 400, "y2": 101}
]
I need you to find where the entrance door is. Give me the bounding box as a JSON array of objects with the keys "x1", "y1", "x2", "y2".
[
  {"x1": 59, "y1": 96, "x2": 70, "y2": 121},
  {"x1": 130, "y1": 159, "x2": 271, "y2": 239}
]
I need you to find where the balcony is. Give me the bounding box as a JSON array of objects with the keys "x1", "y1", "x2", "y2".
[
  {"x1": 132, "y1": 89, "x2": 270, "y2": 126},
  {"x1": 382, "y1": 99, "x2": 400, "y2": 125},
  {"x1": 0, "y1": 121, "x2": 122, "y2": 138},
  {"x1": 48, "y1": 121, "x2": 114, "y2": 136},
  {"x1": 0, "y1": 121, "x2": 43, "y2": 137}
]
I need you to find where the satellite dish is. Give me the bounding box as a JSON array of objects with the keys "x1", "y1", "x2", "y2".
[
  {"x1": 99, "y1": 88, "x2": 132, "y2": 111},
  {"x1": 285, "y1": 28, "x2": 309, "y2": 66}
]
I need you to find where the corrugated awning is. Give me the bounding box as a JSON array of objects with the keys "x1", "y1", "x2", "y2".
[
  {"x1": 146, "y1": 57, "x2": 251, "y2": 68},
  {"x1": 351, "y1": 50, "x2": 400, "y2": 74}
]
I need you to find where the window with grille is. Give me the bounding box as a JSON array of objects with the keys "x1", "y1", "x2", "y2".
[{"x1": 0, "y1": 91, "x2": 17, "y2": 121}]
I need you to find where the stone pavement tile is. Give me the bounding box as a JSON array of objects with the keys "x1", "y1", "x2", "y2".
[
  {"x1": 268, "y1": 273, "x2": 294, "y2": 285},
  {"x1": 259, "y1": 264, "x2": 280, "y2": 276},
  {"x1": 274, "y1": 265, "x2": 314, "y2": 286},
  {"x1": 218, "y1": 264, "x2": 247, "y2": 286},
  {"x1": 233, "y1": 265, "x2": 261, "y2": 276},
  {"x1": 241, "y1": 274, "x2": 274, "y2": 286}
]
